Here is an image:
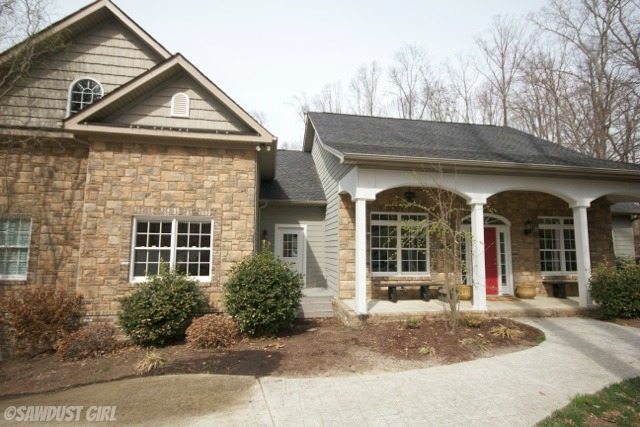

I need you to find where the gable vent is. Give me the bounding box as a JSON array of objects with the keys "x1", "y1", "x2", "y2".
[{"x1": 171, "y1": 92, "x2": 190, "y2": 117}]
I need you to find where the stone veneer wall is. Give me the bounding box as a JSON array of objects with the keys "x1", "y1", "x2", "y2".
[
  {"x1": 77, "y1": 142, "x2": 257, "y2": 319},
  {"x1": 338, "y1": 189, "x2": 615, "y2": 300},
  {"x1": 0, "y1": 141, "x2": 88, "y2": 297}
]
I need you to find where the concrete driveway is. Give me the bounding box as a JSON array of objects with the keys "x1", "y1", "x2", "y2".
[
  {"x1": 194, "y1": 317, "x2": 640, "y2": 426},
  {"x1": 1, "y1": 317, "x2": 638, "y2": 426}
]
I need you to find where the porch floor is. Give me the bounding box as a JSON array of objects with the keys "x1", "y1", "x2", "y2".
[{"x1": 339, "y1": 296, "x2": 593, "y2": 321}]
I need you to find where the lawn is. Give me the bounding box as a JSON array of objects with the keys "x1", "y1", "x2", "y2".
[{"x1": 537, "y1": 377, "x2": 640, "y2": 427}]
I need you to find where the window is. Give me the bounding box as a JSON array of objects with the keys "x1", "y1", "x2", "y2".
[
  {"x1": 538, "y1": 217, "x2": 576, "y2": 274},
  {"x1": 131, "y1": 218, "x2": 212, "y2": 281},
  {"x1": 68, "y1": 78, "x2": 103, "y2": 114},
  {"x1": 371, "y1": 213, "x2": 428, "y2": 275},
  {"x1": 170, "y1": 92, "x2": 190, "y2": 117},
  {"x1": 282, "y1": 233, "x2": 298, "y2": 258},
  {"x1": 0, "y1": 217, "x2": 31, "y2": 280}
]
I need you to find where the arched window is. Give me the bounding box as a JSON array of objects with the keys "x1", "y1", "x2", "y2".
[
  {"x1": 171, "y1": 92, "x2": 190, "y2": 117},
  {"x1": 68, "y1": 78, "x2": 103, "y2": 115}
]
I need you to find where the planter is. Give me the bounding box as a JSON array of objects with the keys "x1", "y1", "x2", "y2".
[
  {"x1": 515, "y1": 284, "x2": 537, "y2": 299},
  {"x1": 457, "y1": 284, "x2": 473, "y2": 301}
]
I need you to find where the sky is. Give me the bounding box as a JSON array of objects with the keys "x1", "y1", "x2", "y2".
[{"x1": 52, "y1": 0, "x2": 548, "y2": 148}]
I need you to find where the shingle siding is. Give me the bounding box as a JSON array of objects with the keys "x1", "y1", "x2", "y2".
[
  {"x1": 311, "y1": 137, "x2": 352, "y2": 294},
  {"x1": 0, "y1": 19, "x2": 160, "y2": 128}
]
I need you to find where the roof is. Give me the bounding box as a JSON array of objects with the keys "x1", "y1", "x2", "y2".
[
  {"x1": 260, "y1": 150, "x2": 326, "y2": 203},
  {"x1": 611, "y1": 202, "x2": 640, "y2": 214},
  {"x1": 306, "y1": 112, "x2": 640, "y2": 172}
]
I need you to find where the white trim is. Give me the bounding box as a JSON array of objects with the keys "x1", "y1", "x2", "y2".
[
  {"x1": 538, "y1": 216, "x2": 577, "y2": 275},
  {"x1": 170, "y1": 92, "x2": 190, "y2": 117},
  {"x1": 462, "y1": 216, "x2": 514, "y2": 296},
  {"x1": 274, "y1": 224, "x2": 307, "y2": 286},
  {"x1": 369, "y1": 211, "x2": 430, "y2": 277},
  {"x1": 66, "y1": 77, "x2": 104, "y2": 117},
  {"x1": 129, "y1": 216, "x2": 214, "y2": 283},
  {"x1": 0, "y1": 216, "x2": 32, "y2": 281}
]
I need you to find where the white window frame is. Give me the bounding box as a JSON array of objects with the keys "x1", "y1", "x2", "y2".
[
  {"x1": 129, "y1": 216, "x2": 214, "y2": 283},
  {"x1": 370, "y1": 212, "x2": 430, "y2": 277},
  {"x1": 66, "y1": 77, "x2": 104, "y2": 117},
  {"x1": 0, "y1": 217, "x2": 32, "y2": 281},
  {"x1": 538, "y1": 216, "x2": 577, "y2": 275},
  {"x1": 170, "y1": 92, "x2": 190, "y2": 117}
]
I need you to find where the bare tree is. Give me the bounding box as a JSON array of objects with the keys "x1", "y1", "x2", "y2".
[
  {"x1": 475, "y1": 14, "x2": 532, "y2": 127},
  {"x1": 447, "y1": 54, "x2": 479, "y2": 123},
  {"x1": 388, "y1": 44, "x2": 430, "y2": 119},
  {"x1": 349, "y1": 61, "x2": 384, "y2": 116}
]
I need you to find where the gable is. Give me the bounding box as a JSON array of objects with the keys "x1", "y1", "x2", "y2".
[
  {"x1": 106, "y1": 74, "x2": 252, "y2": 133},
  {"x1": 0, "y1": 0, "x2": 171, "y2": 131}
]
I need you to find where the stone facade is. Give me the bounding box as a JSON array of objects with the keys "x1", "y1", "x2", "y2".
[
  {"x1": 77, "y1": 141, "x2": 257, "y2": 318},
  {"x1": 0, "y1": 141, "x2": 88, "y2": 298},
  {"x1": 0, "y1": 140, "x2": 257, "y2": 320},
  {"x1": 338, "y1": 188, "x2": 615, "y2": 300}
]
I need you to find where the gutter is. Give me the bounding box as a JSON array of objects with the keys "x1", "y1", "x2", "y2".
[
  {"x1": 258, "y1": 199, "x2": 327, "y2": 206},
  {"x1": 339, "y1": 152, "x2": 640, "y2": 181}
]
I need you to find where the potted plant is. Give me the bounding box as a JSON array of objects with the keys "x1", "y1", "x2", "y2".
[
  {"x1": 515, "y1": 283, "x2": 537, "y2": 299},
  {"x1": 457, "y1": 284, "x2": 473, "y2": 300}
]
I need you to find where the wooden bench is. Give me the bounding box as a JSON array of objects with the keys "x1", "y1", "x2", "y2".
[
  {"x1": 380, "y1": 283, "x2": 446, "y2": 303},
  {"x1": 542, "y1": 280, "x2": 577, "y2": 299}
]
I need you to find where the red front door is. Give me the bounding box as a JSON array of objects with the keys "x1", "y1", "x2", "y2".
[{"x1": 484, "y1": 227, "x2": 499, "y2": 295}]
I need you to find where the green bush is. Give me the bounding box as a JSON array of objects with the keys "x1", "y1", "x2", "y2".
[
  {"x1": 590, "y1": 263, "x2": 640, "y2": 319},
  {"x1": 224, "y1": 244, "x2": 303, "y2": 336},
  {"x1": 118, "y1": 264, "x2": 207, "y2": 346}
]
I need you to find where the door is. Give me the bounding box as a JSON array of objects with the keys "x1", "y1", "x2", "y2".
[
  {"x1": 484, "y1": 227, "x2": 499, "y2": 295},
  {"x1": 275, "y1": 225, "x2": 306, "y2": 285}
]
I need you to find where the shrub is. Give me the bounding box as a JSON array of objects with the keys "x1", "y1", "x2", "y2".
[
  {"x1": 590, "y1": 263, "x2": 640, "y2": 319},
  {"x1": 462, "y1": 314, "x2": 485, "y2": 328},
  {"x1": 186, "y1": 314, "x2": 239, "y2": 349},
  {"x1": 224, "y1": 244, "x2": 303, "y2": 336},
  {"x1": 56, "y1": 323, "x2": 125, "y2": 361},
  {"x1": 489, "y1": 324, "x2": 524, "y2": 340},
  {"x1": 136, "y1": 351, "x2": 165, "y2": 374},
  {"x1": 118, "y1": 264, "x2": 207, "y2": 346},
  {"x1": 0, "y1": 288, "x2": 84, "y2": 355}
]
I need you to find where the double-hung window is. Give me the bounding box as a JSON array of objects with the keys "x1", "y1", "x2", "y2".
[
  {"x1": 0, "y1": 217, "x2": 31, "y2": 280},
  {"x1": 370, "y1": 213, "x2": 428, "y2": 275},
  {"x1": 538, "y1": 217, "x2": 577, "y2": 274},
  {"x1": 131, "y1": 217, "x2": 213, "y2": 282}
]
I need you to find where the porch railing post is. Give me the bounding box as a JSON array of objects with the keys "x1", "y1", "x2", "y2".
[
  {"x1": 572, "y1": 205, "x2": 592, "y2": 308},
  {"x1": 470, "y1": 202, "x2": 487, "y2": 310},
  {"x1": 354, "y1": 198, "x2": 368, "y2": 314}
]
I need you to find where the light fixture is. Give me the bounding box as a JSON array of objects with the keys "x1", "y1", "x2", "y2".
[
  {"x1": 404, "y1": 191, "x2": 416, "y2": 202},
  {"x1": 261, "y1": 230, "x2": 268, "y2": 240},
  {"x1": 523, "y1": 220, "x2": 533, "y2": 235}
]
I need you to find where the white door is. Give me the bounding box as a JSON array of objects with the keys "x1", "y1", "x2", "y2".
[{"x1": 275, "y1": 225, "x2": 306, "y2": 285}]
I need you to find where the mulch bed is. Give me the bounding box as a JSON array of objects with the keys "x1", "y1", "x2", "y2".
[{"x1": 0, "y1": 317, "x2": 543, "y2": 399}]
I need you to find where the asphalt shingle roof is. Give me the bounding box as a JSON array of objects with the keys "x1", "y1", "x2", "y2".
[
  {"x1": 308, "y1": 112, "x2": 640, "y2": 171},
  {"x1": 260, "y1": 150, "x2": 325, "y2": 202}
]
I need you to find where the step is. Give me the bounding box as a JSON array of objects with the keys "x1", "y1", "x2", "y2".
[{"x1": 298, "y1": 296, "x2": 334, "y2": 318}]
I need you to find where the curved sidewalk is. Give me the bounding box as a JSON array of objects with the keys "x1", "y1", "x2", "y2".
[{"x1": 195, "y1": 317, "x2": 640, "y2": 427}]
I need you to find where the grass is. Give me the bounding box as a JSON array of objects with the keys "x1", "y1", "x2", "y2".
[{"x1": 536, "y1": 377, "x2": 640, "y2": 426}]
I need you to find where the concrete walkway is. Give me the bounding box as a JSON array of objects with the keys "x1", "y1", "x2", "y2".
[{"x1": 191, "y1": 317, "x2": 640, "y2": 427}]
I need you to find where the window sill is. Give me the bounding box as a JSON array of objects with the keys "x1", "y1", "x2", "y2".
[
  {"x1": 0, "y1": 276, "x2": 27, "y2": 282},
  {"x1": 130, "y1": 276, "x2": 213, "y2": 284},
  {"x1": 370, "y1": 273, "x2": 431, "y2": 278}
]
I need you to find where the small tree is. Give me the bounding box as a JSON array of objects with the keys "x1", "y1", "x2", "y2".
[{"x1": 224, "y1": 242, "x2": 303, "y2": 336}]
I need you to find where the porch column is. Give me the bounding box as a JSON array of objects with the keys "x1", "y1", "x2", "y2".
[
  {"x1": 470, "y1": 202, "x2": 487, "y2": 310},
  {"x1": 572, "y1": 205, "x2": 592, "y2": 307},
  {"x1": 354, "y1": 198, "x2": 368, "y2": 315}
]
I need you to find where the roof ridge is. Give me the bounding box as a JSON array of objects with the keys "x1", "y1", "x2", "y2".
[{"x1": 308, "y1": 111, "x2": 509, "y2": 129}]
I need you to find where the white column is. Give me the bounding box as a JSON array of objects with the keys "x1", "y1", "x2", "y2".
[
  {"x1": 573, "y1": 205, "x2": 592, "y2": 307},
  {"x1": 470, "y1": 202, "x2": 487, "y2": 310},
  {"x1": 354, "y1": 198, "x2": 368, "y2": 315}
]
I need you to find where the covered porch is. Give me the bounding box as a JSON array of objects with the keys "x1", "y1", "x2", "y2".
[{"x1": 339, "y1": 166, "x2": 640, "y2": 315}]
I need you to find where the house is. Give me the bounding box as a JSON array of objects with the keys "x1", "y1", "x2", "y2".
[
  {"x1": 0, "y1": 0, "x2": 276, "y2": 320},
  {"x1": 2, "y1": 0, "x2": 640, "y2": 325},
  {"x1": 264, "y1": 113, "x2": 640, "y2": 315}
]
